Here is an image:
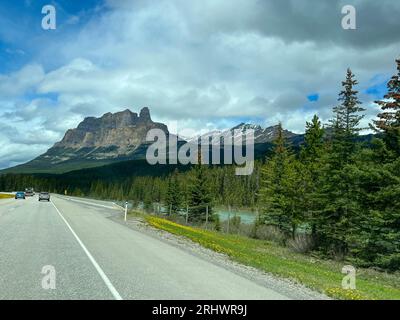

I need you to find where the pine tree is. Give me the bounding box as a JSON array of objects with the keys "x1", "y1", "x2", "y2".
[
  {"x1": 165, "y1": 169, "x2": 182, "y2": 214},
  {"x1": 143, "y1": 192, "x2": 153, "y2": 213},
  {"x1": 372, "y1": 58, "x2": 400, "y2": 156},
  {"x1": 301, "y1": 115, "x2": 325, "y2": 162},
  {"x1": 330, "y1": 68, "x2": 365, "y2": 164},
  {"x1": 300, "y1": 115, "x2": 325, "y2": 239},
  {"x1": 188, "y1": 153, "x2": 212, "y2": 222},
  {"x1": 319, "y1": 69, "x2": 365, "y2": 257},
  {"x1": 259, "y1": 123, "x2": 305, "y2": 238}
]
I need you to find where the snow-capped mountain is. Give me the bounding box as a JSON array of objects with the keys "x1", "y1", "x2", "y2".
[{"x1": 186, "y1": 123, "x2": 298, "y2": 145}]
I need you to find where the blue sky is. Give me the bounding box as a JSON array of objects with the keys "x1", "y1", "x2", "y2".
[
  {"x1": 0, "y1": 0, "x2": 106, "y2": 73},
  {"x1": 364, "y1": 79, "x2": 389, "y2": 100},
  {"x1": 0, "y1": 0, "x2": 399, "y2": 169},
  {"x1": 307, "y1": 94, "x2": 320, "y2": 102}
]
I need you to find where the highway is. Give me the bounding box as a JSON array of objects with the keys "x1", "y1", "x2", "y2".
[{"x1": 0, "y1": 195, "x2": 316, "y2": 300}]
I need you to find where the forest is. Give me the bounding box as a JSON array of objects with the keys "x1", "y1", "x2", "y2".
[{"x1": 1, "y1": 59, "x2": 399, "y2": 271}]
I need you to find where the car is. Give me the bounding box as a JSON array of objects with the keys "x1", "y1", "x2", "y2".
[
  {"x1": 38, "y1": 192, "x2": 50, "y2": 202},
  {"x1": 25, "y1": 188, "x2": 34, "y2": 197},
  {"x1": 15, "y1": 192, "x2": 26, "y2": 200}
]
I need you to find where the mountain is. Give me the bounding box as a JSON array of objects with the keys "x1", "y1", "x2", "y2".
[
  {"x1": 2, "y1": 108, "x2": 169, "y2": 174},
  {"x1": 188, "y1": 123, "x2": 299, "y2": 145},
  {"x1": 54, "y1": 107, "x2": 165, "y2": 150}
]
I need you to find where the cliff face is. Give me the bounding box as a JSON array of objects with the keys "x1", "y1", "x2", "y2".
[
  {"x1": 55, "y1": 107, "x2": 166, "y2": 150},
  {"x1": 4, "y1": 107, "x2": 169, "y2": 173}
]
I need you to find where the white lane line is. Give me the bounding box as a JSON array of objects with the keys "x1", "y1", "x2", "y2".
[
  {"x1": 50, "y1": 201, "x2": 123, "y2": 300},
  {"x1": 61, "y1": 196, "x2": 123, "y2": 211}
]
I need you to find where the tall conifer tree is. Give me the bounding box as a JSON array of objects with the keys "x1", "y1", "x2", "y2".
[{"x1": 372, "y1": 58, "x2": 400, "y2": 156}]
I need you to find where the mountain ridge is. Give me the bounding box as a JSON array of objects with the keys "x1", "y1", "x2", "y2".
[
  {"x1": 186, "y1": 122, "x2": 298, "y2": 145},
  {"x1": 1, "y1": 108, "x2": 304, "y2": 174},
  {"x1": 3, "y1": 107, "x2": 369, "y2": 175}
]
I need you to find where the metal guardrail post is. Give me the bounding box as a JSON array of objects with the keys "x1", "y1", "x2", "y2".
[
  {"x1": 124, "y1": 201, "x2": 128, "y2": 222},
  {"x1": 227, "y1": 205, "x2": 231, "y2": 233},
  {"x1": 205, "y1": 205, "x2": 209, "y2": 229}
]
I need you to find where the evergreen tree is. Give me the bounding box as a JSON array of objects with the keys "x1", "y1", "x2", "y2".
[
  {"x1": 372, "y1": 58, "x2": 400, "y2": 156},
  {"x1": 300, "y1": 115, "x2": 325, "y2": 239},
  {"x1": 188, "y1": 153, "x2": 212, "y2": 222},
  {"x1": 301, "y1": 115, "x2": 325, "y2": 162},
  {"x1": 165, "y1": 169, "x2": 182, "y2": 214},
  {"x1": 330, "y1": 68, "x2": 365, "y2": 164},
  {"x1": 143, "y1": 192, "x2": 153, "y2": 213},
  {"x1": 259, "y1": 123, "x2": 305, "y2": 238},
  {"x1": 319, "y1": 69, "x2": 365, "y2": 256},
  {"x1": 366, "y1": 59, "x2": 400, "y2": 267}
]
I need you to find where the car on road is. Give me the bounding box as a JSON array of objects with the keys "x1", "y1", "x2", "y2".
[
  {"x1": 38, "y1": 192, "x2": 50, "y2": 202},
  {"x1": 15, "y1": 192, "x2": 26, "y2": 200},
  {"x1": 25, "y1": 188, "x2": 34, "y2": 197}
]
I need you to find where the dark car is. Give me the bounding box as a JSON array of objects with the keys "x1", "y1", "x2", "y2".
[
  {"x1": 38, "y1": 192, "x2": 50, "y2": 202},
  {"x1": 15, "y1": 192, "x2": 26, "y2": 200}
]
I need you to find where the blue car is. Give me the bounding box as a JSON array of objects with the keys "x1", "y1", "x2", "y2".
[{"x1": 15, "y1": 192, "x2": 26, "y2": 200}]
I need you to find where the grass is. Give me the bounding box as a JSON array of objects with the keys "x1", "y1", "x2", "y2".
[
  {"x1": 0, "y1": 194, "x2": 14, "y2": 200},
  {"x1": 144, "y1": 215, "x2": 400, "y2": 300}
]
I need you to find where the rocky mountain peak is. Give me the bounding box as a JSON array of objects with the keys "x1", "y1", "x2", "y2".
[
  {"x1": 54, "y1": 107, "x2": 167, "y2": 151},
  {"x1": 188, "y1": 123, "x2": 298, "y2": 145},
  {"x1": 139, "y1": 107, "x2": 151, "y2": 122},
  {"x1": 231, "y1": 123, "x2": 263, "y2": 132}
]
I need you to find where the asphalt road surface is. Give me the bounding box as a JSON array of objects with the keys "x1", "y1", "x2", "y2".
[{"x1": 0, "y1": 194, "x2": 310, "y2": 300}]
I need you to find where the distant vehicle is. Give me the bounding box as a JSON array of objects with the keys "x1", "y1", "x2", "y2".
[
  {"x1": 25, "y1": 188, "x2": 34, "y2": 197},
  {"x1": 38, "y1": 192, "x2": 50, "y2": 202},
  {"x1": 15, "y1": 192, "x2": 26, "y2": 200}
]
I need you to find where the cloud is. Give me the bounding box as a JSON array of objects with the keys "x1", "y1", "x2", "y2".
[
  {"x1": 0, "y1": 0, "x2": 399, "y2": 169},
  {"x1": 104, "y1": 0, "x2": 400, "y2": 49},
  {"x1": 0, "y1": 64, "x2": 44, "y2": 97}
]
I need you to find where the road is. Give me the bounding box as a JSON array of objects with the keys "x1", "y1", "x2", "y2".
[{"x1": 0, "y1": 194, "x2": 310, "y2": 300}]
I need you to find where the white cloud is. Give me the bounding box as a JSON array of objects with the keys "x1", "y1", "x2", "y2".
[{"x1": 0, "y1": 64, "x2": 44, "y2": 97}]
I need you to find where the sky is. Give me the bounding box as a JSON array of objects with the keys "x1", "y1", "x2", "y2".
[{"x1": 0, "y1": 0, "x2": 399, "y2": 169}]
